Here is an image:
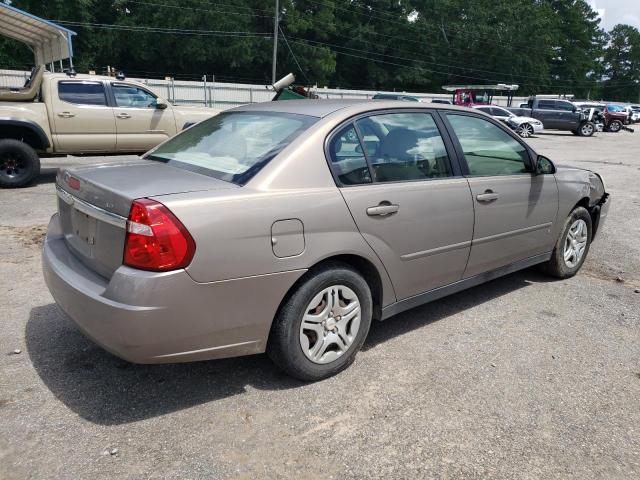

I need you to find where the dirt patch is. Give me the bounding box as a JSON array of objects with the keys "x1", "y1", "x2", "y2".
[{"x1": 0, "y1": 225, "x2": 48, "y2": 248}]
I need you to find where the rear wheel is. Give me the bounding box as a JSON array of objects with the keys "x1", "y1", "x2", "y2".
[
  {"x1": 541, "y1": 206, "x2": 592, "y2": 279},
  {"x1": 607, "y1": 120, "x2": 622, "y2": 133},
  {"x1": 578, "y1": 121, "x2": 595, "y2": 137},
  {"x1": 0, "y1": 139, "x2": 40, "y2": 188},
  {"x1": 516, "y1": 123, "x2": 534, "y2": 138},
  {"x1": 267, "y1": 263, "x2": 372, "y2": 381}
]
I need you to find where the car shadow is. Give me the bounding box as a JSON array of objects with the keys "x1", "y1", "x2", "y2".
[
  {"x1": 26, "y1": 267, "x2": 553, "y2": 425},
  {"x1": 36, "y1": 167, "x2": 58, "y2": 185}
]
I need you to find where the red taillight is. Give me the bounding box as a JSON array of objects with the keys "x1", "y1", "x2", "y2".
[{"x1": 123, "y1": 198, "x2": 196, "y2": 271}]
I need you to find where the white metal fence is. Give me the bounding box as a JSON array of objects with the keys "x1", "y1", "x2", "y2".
[{"x1": 1, "y1": 68, "x2": 528, "y2": 109}]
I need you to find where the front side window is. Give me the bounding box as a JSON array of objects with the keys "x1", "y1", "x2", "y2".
[
  {"x1": 327, "y1": 125, "x2": 371, "y2": 185},
  {"x1": 58, "y1": 81, "x2": 107, "y2": 106},
  {"x1": 354, "y1": 112, "x2": 452, "y2": 182},
  {"x1": 446, "y1": 114, "x2": 530, "y2": 176},
  {"x1": 112, "y1": 84, "x2": 158, "y2": 108},
  {"x1": 147, "y1": 111, "x2": 317, "y2": 184},
  {"x1": 492, "y1": 107, "x2": 512, "y2": 117},
  {"x1": 475, "y1": 107, "x2": 492, "y2": 114},
  {"x1": 556, "y1": 101, "x2": 575, "y2": 112}
]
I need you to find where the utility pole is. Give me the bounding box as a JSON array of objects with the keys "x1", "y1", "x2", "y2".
[{"x1": 272, "y1": 0, "x2": 279, "y2": 85}]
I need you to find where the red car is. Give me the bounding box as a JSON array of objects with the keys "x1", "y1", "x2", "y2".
[{"x1": 602, "y1": 105, "x2": 628, "y2": 132}]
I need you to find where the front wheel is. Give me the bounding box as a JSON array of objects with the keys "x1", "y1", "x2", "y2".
[
  {"x1": 541, "y1": 207, "x2": 592, "y2": 279},
  {"x1": 578, "y1": 121, "x2": 595, "y2": 137},
  {"x1": 0, "y1": 139, "x2": 41, "y2": 188},
  {"x1": 607, "y1": 120, "x2": 622, "y2": 133},
  {"x1": 516, "y1": 123, "x2": 534, "y2": 138},
  {"x1": 267, "y1": 263, "x2": 372, "y2": 381}
]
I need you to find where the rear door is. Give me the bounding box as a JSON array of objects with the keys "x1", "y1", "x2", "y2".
[
  {"x1": 535, "y1": 99, "x2": 560, "y2": 128},
  {"x1": 109, "y1": 82, "x2": 177, "y2": 152},
  {"x1": 443, "y1": 112, "x2": 558, "y2": 278},
  {"x1": 329, "y1": 110, "x2": 474, "y2": 300},
  {"x1": 50, "y1": 79, "x2": 116, "y2": 152}
]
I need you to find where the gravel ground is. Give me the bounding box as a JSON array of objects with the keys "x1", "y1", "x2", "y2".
[{"x1": 1, "y1": 131, "x2": 639, "y2": 479}]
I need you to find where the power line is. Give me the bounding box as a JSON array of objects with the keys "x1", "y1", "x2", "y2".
[{"x1": 278, "y1": 25, "x2": 309, "y2": 84}]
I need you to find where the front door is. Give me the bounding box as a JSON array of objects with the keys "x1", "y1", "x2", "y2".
[
  {"x1": 329, "y1": 111, "x2": 474, "y2": 300},
  {"x1": 50, "y1": 79, "x2": 116, "y2": 152},
  {"x1": 110, "y1": 82, "x2": 177, "y2": 152},
  {"x1": 443, "y1": 113, "x2": 559, "y2": 278}
]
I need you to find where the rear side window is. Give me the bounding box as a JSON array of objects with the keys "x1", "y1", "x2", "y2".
[
  {"x1": 538, "y1": 100, "x2": 556, "y2": 110},
  {"x1": 112, "y1": 84, "x2": 157, "y2": 108},
  {"x1": 355, "y1": 112, "x2": 452, "y2": 182},
  {"x1": 446, "y1": 114, "x2": 529, "y2": 176},
  {"x1": 147, "y1": 111, "x2": 317, "y2": 185},
  {"x1": 327, "y1": 125, "x2": 371, "y2": 185},
  {"x1": 58, "y1": 81, "x2": 106, "y2": 106}
]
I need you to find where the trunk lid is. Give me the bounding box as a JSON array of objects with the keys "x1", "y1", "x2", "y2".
[{"x1": 56, "y1": 161, "x2": 237, "y2": 279}]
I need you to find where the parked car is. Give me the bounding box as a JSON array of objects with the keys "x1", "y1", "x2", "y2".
[
  {"x1": 0, "y1": 66, "x2": 219, "y2": 188},
  {"x1": 600, "y1": 105, "x2": 629, "y2": 132},
  {"x1": 432, "y1": 99, "x2": 454, "y2": 105},
  {"x1": 43, "y1": 100, "x2": 610, "y2": 381},
  {"x1": 372, "y1": 93, "x2": 420, "y2": 102},
  {"x1": 509, "y1": 97, "x2": 596, "y2": 136},
  {"x1": 630, "y1": 106, "x2": 640, "y2": 123},
  {"x1": 472, "y1": 105, "x2": 544, "y2": 137}
]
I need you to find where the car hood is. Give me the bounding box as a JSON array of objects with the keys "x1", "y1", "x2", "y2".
[{"x1": 509, "y1": 115, "x2": 541, "y2": 124}]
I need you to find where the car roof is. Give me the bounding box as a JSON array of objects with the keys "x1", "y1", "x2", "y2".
[{"x1": 231, "y1": 99, "x2": 470, "y2": 118}]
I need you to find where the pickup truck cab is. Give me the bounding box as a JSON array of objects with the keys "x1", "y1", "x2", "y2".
[
  {"x1": 0, "y1": 68, "x2": 219, "y2": 187},
  {"x1": 508, "y1": 97, "x2": 595, "y2": 137}
]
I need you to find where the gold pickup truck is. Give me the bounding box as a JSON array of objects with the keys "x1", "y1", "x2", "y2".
[{"x1": 0, "y1": 66, "x2": 219, "y2": 187}]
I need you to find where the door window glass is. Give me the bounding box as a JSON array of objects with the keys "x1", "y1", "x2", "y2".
[
  {"x1": 327, "y1": 125, "x2": 371, "y2": 185},
  {"x1": 354, "y1": 112, "x2": 452, "y2": 182},
  {"x1": 556, "y1": 101, "x2": 574, "y2": 112},
  {"x1": 538, "y1": 100, "x2": 556, "y2": 110},
  {"x1": 491, "y1": 107, "x2": 512, "y2": 117},
  {"x1": 446, "y1": 114, "x2": 529, "y2": 176},
  {"x1": 58, "y1": 81, "x2": 107, "y2": 106},
  {"x1": 112, "y1": 84, "x2": 158, "y2": 108}
]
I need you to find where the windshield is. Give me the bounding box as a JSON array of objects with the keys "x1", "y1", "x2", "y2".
[
  {"x1": 146, "y1": 111, "x2": 317, "y2": 184},
  {"x1": 607, "y1": 104, "x2": 624, "y2": 112}
]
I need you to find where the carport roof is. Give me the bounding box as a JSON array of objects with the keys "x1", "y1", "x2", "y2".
[{"x1": 0, "y1": 3, "x2": 76, "y2": 66}]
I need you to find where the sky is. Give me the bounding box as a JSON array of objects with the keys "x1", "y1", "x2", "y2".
[{"x1": 588, "y1": 0, "x2": 640, "y2": 30}]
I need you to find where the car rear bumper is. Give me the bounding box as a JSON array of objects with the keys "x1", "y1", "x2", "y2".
[{"x1": 42, "y1": 213, "x2": 305, "y2": 364}]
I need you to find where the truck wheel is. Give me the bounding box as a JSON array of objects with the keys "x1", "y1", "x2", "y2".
[
  {"x1": 607, "y1": 120, "x2": 622, "y2": 133},
  {"x1": 578, "y1": 122, "x2": 595, "y2": 137},
  {"x1": 0, "y1": 139, "x2": 41, "y2": 188}
]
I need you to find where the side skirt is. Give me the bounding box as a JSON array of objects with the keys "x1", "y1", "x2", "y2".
[{"x1": 380, "y1": 252, "x2": 552, "y2": 320}]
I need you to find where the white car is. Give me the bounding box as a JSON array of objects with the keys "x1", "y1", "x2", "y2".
[{"x1": 472, "y1": 105, "x2": 544, "y2": 138}]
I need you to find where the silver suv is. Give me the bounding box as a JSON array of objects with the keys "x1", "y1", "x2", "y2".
[{"x1": 43, "y1": 100, "x2": 610, "y2": 381}]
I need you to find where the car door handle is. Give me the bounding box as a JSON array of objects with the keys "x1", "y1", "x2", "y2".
[
  {"x1": 116, "y1": 113, "x2": 131, "y2": 119},
  {"x1": 57, "y1": 111, "x2": 75, "y2": 118},
  {"x1": 476, "y1": 190, "x2": 500, "y2": 202},
  {"x1": 366, "y1": 203, "x2": 399, "y2": 216}
]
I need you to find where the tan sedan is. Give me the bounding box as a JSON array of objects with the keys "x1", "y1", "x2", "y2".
[{"x1": 43, "y1": 100, "x2": 609, "y2": 380}]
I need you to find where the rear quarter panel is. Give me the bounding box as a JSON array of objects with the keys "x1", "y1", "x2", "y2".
[{"x1": 0, "y1": 101, "x2": 53, "y2": 152}]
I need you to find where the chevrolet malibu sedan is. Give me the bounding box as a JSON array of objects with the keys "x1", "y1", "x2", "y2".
[{"x1": 43, "y1": 100, "x2": 610, "y2": 381}]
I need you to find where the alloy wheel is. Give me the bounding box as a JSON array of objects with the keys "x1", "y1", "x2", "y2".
[
  {"x1": 299, "y1": 285, "x2": 361, "y2": 364},
  {"x1": 517, "y1": 124, "x2": 534, "y2": 138},
  {"x1": 581, "y1": 123, "x2": 594, "y2": 136},
  {"x1": 563, "y1": 219, "x2": 588, "y2": 268}
]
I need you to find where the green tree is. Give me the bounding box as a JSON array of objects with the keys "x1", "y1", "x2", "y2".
[{"x1": 602, "y1": 24, "x2": 640, "y2": 102}]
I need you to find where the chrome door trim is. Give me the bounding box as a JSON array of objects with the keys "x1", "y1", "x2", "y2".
[{"x1": 56, "y1": 186, "x2": 127, "y2": 229}]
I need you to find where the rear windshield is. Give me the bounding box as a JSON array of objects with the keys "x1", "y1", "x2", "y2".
[{"x1": 146, "y1": 111, "x2": 317, "y2": 184}]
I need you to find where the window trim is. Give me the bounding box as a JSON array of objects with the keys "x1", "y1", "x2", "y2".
[
  {"x1": 323, "y1": 107, "x2": 464, "y2": 188},
  {"x1": 109, "y1": 81, "x2": 160, "y2": 109},
  {"x1": 57, "y1": 80, "x2": 109, "y2": 107},
  {"x1": 439, "y1": 110, "x2": 536, "y2": 178}
]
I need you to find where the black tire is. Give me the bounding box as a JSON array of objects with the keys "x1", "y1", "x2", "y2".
[
  {"x1": 267, "y1": 262, "x2": 372, "y2": 381},
  {"x1": 607, "y1": 120, "x2": 622, "y2": 133},
  {"x1": 0, "y1": 139, "x2": 40, "y2": 188},
  {"x1": 541, "y1": 206, "x2": 592, "y2": 279},
  {"x1": 577, "y1": 121, "x2": 595, "y2": 137}
]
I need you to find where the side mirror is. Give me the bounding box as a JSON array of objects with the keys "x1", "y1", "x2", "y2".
[
  {"x1": 156, "y1": 101, "x2": 168, "y2": 110},
  {"x1": 535, "y1": 155, "x2": 555, "y2": 175}
]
